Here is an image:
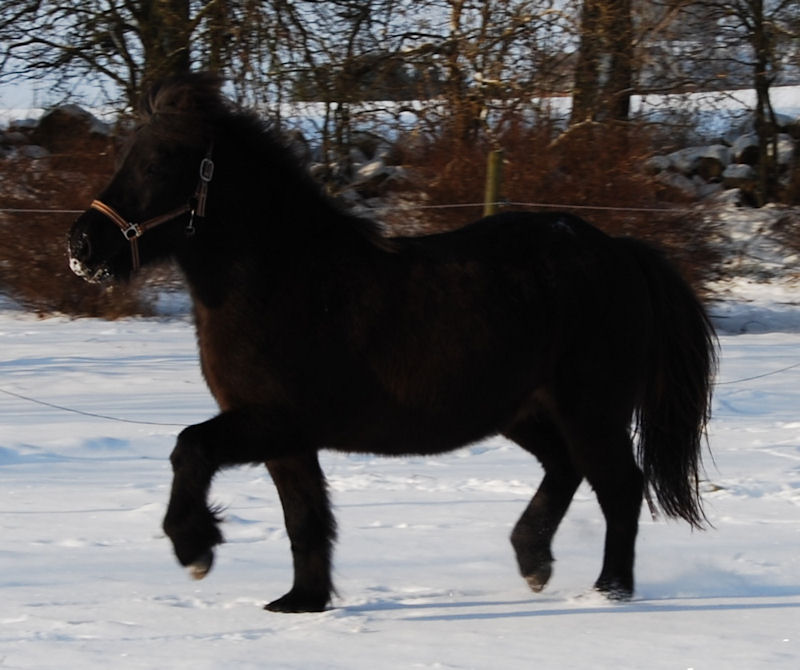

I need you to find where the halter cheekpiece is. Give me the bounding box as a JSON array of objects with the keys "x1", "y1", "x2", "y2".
[{"x1": 89, "y1": 148, "x2": 214, "y2": 271}]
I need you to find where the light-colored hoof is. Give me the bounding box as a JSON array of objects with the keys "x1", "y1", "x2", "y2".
[
  {"x1": 188, "y1": 552, "x2": 213, "y2": 580},
  {"x1": 523, "y1": 562, "x2": 553, "y2": 593},
  {"x1": 525, "y1": 575, "x2": 547, "y2": 593}
]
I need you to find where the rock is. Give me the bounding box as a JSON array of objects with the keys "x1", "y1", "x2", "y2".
[
  {"x1": 30, "y1": 104, "x2": 111, "y2": 154},
  {"x1": 706, "y1": 187, "x2": 746, "y2": 207},
  {"x1": 782, "y1": 114, "x2": 800, "y2": 139},
  {"x1": 350, "y1": 158, "x2": 393, "y2": 198},
  {"x1": 732, "y1": 133, "x2": 759, "y2": 165},
  {"x1": 19, "y1": 144, "x2": 50, "y2": 159},
  {"x1": 7, "y1": 118, "x2": 38, "y2": 132},
  {"x1": 643, "y1": 155, "x2": 670, "y2": 175},
  {"x1": 772, "y1": 134, "x2": 795, "y2": 166},
  {"x1": 703, "y1": 144, "x2": 732, "y2": 164},
  {"x1": 727, "y1": 132, "x2": 796, "y2": 168},
  {"x1": 775, "y1": 112, "x2": 798, "y2": 135},
  {"x1": 665, "y1": 147, "x2": 701, "y2": 174},
  {"x1": 1, "y1": 130, "x2": 29, "y2": 146},
  {"x1": 665, "y1": 144, "x2": 731, "y2": 179},
  {"x1": 355, "y1": 158, "x2": 387, "y2": 182},
  {"x1": 693, "y1": 148, "x2": 731, "y2": 180},
  {"x1": 350, "y1": 131, "x2": 383, "y2": 160},
  {"x1": 722, "y1": 163, "x2": 757, "y2": 190},
  {"x1": 656, "y1": 170, "x2": 697, "y2": 198},
  {"x1": 348, "y1": 147, "x2": 368, "y2": 167},
  {"x1": 697, "y1": 181, "x2": 724, "y2": 200}
]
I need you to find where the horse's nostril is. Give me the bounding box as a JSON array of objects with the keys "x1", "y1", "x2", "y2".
[{"x1": 71, "y1": 232, "x2": 92, "y2": 262}]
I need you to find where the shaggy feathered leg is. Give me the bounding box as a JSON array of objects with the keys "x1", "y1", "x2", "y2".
[
  {"x1": 162, "y1": 423, "x2": 225, "y2": 578},
  {"x1": 567, "y1": 426, "x2": 643, "y2": 600},
  {"x1": 505, "y1": 419, "x2": 582, "y2": 593},
  {"x1": 264, "y1": 453, "x2": 336, "y2": 613},
  {"x1": 589, "y1": 453, "x2": 644, "y2": 599},
  {"x1": 162, "y1": 409, "x2": 307, "y2": 585}
]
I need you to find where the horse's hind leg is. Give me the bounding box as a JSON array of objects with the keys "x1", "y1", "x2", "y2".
[
  {"x1": 504, "y1": 419, "x2": 582, "y2": 593},
  {"x1": 591, "y1": 447, "x2": 643, "y2": 598},
  {"x1": 564, "y1": 423, "x2": 644, "y2": 599},
  {"x1": 264, "y1": 452, "x2": 336, "y2": 613}
]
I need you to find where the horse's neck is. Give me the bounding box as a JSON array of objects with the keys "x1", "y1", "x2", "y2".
[{"x1": 176, "y1": 196, "x2": 379, "y2": 310}]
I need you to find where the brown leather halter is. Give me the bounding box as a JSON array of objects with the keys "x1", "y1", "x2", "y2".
[{"x1": 89, "y1": 151, "x2": 214, "y2": 271}]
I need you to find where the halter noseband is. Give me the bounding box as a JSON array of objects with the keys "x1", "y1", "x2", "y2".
[{"x1": 89, "y1": 150, "x2": 215, "y2": 272}]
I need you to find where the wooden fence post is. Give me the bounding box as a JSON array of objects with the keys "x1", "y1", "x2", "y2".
[{"x1": 483, "y1": 149, "x2": 503, "y2": 217}]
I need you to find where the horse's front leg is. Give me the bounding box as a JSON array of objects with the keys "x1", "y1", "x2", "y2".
[
  {"x1": 162, "y1": 408, "x2": 304, "y2": 581},
  {"x1": 264, "y1": 453, "x2": 336, "y2": 613},
  {"x1": 162, "y1": 420, "x2": 222, "y2": 579}
]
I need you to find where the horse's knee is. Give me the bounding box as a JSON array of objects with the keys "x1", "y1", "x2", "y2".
[
  {"x1": 169, "y1": 442, "x2": 185, "y2": 471},
  {"x1": 170, "y1": 423, "x2": 210, "y2": 472}
]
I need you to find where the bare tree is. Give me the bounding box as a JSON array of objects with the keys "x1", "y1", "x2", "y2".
[
  {"x1": 670, "y1": 0, "x2": 800, "y2": 203},
  {"x1": 379, "y1": 0, "x2": 574, "y2": 142},
  {"x1": 0, "y1": 0, "x2": 245, "y2": 108},
  {"x1": 720, "y1": 0, "x2": 799, "y2": 204},
  {"x1": 570, "y1": 0, "x2": 635, "y2": 124}
]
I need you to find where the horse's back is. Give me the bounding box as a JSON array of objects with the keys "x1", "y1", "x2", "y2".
[
  {"x1": 322, "y1": 210, "x2": 652, "y2": 451},
  {"x1": 390, "y1": 210, "x2": 610, "y2": 261}
]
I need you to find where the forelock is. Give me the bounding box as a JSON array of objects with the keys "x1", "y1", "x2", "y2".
[{"x1": 139, "y1": 72, "x2": 229, "y2": 143}]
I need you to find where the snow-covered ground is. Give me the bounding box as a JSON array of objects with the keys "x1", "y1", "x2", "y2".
[{"x1": 1, "y1": 278, "x2": 799, "y2": 668}]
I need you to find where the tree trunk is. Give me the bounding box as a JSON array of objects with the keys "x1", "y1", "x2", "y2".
[
  {"x1": 138, "y1": 0, "x2": 192, "y2": 96},
  {"x1": 751, "y1": 0, "x2": 778, "y2": 206},
  {"x1": 601, "y1": 0, "x2": 633, "y2": 121},
  {"x1": 571, "y1": 0, "x2": 633, "y2": 124},
  {"x1": 571, "y1": 0, "x2": 602, "y2": 124}
]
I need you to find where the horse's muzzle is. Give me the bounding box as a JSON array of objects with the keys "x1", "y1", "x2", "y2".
[{"x1": 68, "y1": 228, "x2": 112, "y2": 283}]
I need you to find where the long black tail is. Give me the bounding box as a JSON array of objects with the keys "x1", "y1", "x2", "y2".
[{"x1": 617, "y1": 238, "x2": 718, "y2": 528}]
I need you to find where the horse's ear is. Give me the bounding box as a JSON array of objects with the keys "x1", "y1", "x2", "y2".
[{"x1": 141, "y1": 72, "x2": 224, "y2": 118}]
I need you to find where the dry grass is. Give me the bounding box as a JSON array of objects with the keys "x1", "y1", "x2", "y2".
[
  {"x1": 1, "y1": 116, "x2": 724, "y2": 317},
  {"x1": 387, "y1": 120, "x2": 721, "y2": 292},
  {"x1": 0, "y1": 139, "x2": 152, "y2": 317}
]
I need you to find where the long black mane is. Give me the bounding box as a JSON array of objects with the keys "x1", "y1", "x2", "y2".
[
  {"x1": 69, "y1": 73, "x2": 716, "y2": 612},
  {"x1": 142, "y1": 73, "x2": 389, "y2": 252}
]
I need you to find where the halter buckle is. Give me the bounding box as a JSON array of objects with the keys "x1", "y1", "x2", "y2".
[
  {"x1": 186, "y1": 209, "x2": 197, "y2": 237},
  {"x1": 199, "y1": 157, "x2": 214, "y2": 182},
  {"x1": 122, "y1": 223, "x2": 143, "y2": 240}
]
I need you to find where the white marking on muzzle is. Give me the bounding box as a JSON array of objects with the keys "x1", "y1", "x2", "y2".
[
  {"x1": 69, "y1": 256, "x2": 90, "y2": 278},
  {"x1": 69, "y1": 255, "x2": 109, "y2": 283}
]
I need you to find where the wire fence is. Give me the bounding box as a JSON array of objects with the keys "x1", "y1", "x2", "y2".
[
  {"x1": 0, "y1": 200, "x2": 702, "y2": 216},
  {"x1": 2, "y1": 357, "x2": 799, "y2": 428}
]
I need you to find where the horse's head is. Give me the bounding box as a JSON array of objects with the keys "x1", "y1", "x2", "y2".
[{"x1": 68, "y1": 73, "x2": 222, "y2": 282}]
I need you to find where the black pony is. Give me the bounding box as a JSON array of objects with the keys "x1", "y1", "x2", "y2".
[{"x1": 68, "y1": 73, "x2": 716, "y2": 613}]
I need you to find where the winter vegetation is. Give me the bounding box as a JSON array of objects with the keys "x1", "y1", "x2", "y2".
[{"x1": 0, "y1": 2, "x2": 799, "y2": 667}]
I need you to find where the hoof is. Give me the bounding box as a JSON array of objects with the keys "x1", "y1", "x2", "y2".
[
  {"x1": 188, "y1": 551, "x2": 214, "y2": 580},
  {"x1": 511, "y1": 537, "x2": 554, "y2": 594},
  {"x1": 264, "y1": 589, "x2": 329, "y2": 613},
  {"x1": 594, "y1": 578, "x2": 633, "y2": 601},
  {"x1": 523, "y1": 561, "x2": 553, "y2": 593},
  {"x1": 163, "y1": 507, "x2": 223, "y2": 575}
]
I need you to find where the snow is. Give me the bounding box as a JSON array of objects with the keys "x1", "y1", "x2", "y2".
[
  {"x1": 2, "y1": 83, "x2": 800, "y2": 666},
  {"x1": 1, "y1": 278, "x2": 799, "y2": 669}
]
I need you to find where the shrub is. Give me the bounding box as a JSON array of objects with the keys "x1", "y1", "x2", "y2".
[
  {"x1": 0, "y1": 138, "x2": 151, "y2": 317},
  {"x1": 387, "y1": 120, "x2": 720, "y2": 292}
]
